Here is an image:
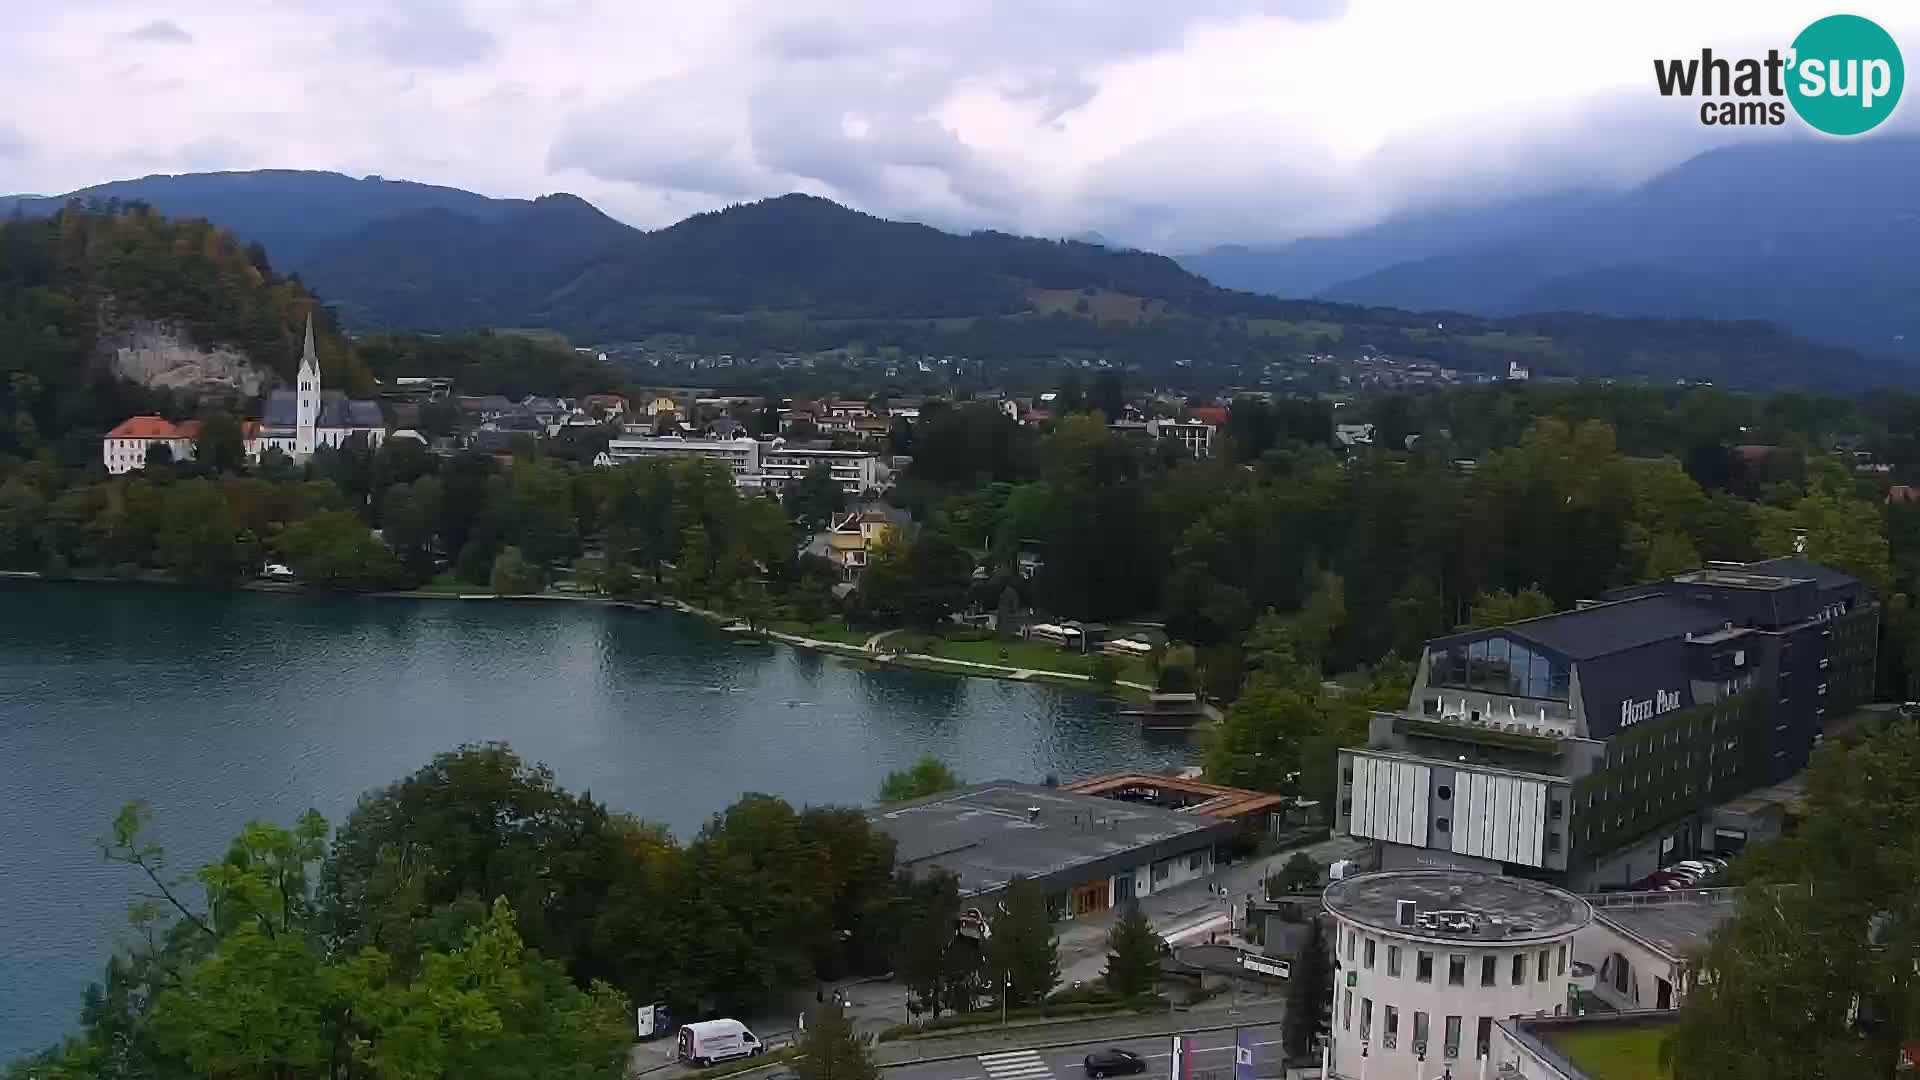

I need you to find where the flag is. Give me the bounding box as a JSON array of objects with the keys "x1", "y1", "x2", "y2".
[
  {"x1": 1170, "y1": 1036, "x2": 1192, "y2": 1080},
  {"x1": 1234, "y1": 1029, "x2": 1256, "y2": 1080}
]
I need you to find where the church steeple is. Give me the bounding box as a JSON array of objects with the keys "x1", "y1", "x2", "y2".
[{"x1": 295, "y1": 310, "x2": 320, "y2": 458}]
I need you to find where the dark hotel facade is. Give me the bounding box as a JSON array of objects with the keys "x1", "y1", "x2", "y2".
[{"x1": 1335, "y1": 558, "x2": 1877, "y2": 890}]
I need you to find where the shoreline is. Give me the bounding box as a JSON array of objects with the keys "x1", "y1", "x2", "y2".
[{"x1": 1, "y1": 571, "x2": 1155, "y2": 704}]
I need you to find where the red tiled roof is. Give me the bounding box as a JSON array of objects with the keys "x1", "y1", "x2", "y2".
[
  {"x1": 106, "y1": 416, "x2": 199, "y2": 440},
  {"x1": 1187, "y1": 406, "x2": 1229, "y2": 426}
]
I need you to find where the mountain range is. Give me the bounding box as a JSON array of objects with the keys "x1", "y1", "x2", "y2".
[
  {"x1": 1177, "y1": 137, "x2": 1920, "y2": 360},
  {"x1": 4, "y1": 153, "x2": 1913, "y2": 388}
]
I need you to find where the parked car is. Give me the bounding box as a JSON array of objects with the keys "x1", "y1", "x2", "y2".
[{"x1": 1085, "y1": 1048, "x2": 1147, "y2": 1077}]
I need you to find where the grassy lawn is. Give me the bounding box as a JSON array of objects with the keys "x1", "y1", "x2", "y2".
[
  {"x1": 907, "y1": 635, "x2": 1154, "y2": 684},
  {"x1": 1544, "y1": 1024, "x2": 1672, "y2": 1080},
  {"x1": 768, "y1": 620, "x2": 870, "y2": 647}
]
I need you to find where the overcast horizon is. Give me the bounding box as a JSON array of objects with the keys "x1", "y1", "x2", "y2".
[{"x1": 2, "y1": 1, "x2": 1915, "y2": 253}]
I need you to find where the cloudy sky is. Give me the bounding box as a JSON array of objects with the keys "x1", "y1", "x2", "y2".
[{"x1": 1, "y1": 1, "x2": 1913, "y2": 250}]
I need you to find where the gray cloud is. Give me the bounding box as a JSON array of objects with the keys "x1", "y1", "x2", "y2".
[
  {"x1": 342, "y1": 1, "x2": 498, "y2": 69},
  {"x1": 127, "y1": 19, "x2": 193, "y2": 44}
]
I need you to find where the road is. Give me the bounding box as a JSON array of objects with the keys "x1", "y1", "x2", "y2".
[{"x1": 881, "y1": 1022, "x2": 1285, "y2": 1080}]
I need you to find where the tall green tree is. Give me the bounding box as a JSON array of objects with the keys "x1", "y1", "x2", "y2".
[
  {"x1": 157, "y1": 477, "x2": 242, "y2": 583},
  {"x1": 794, "y1": 1002, "x2": 879, "y2": 1080},
  {"x1": 988, "y1": 877, "x2": 1059, "y2": 1009},
  {"x1": 1101, "y1": 903, "x2": 1163, "y2": 999},
  {"x1": 1282, "y1": 916, "x2": 1330, "y2": 1060}
]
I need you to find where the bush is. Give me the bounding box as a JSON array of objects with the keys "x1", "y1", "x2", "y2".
[{"x1": 490, "y1": 546, "x2": 546, "y2": 596}]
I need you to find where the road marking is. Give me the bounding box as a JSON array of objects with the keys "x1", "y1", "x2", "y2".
[{"x1": 978, "y1": 1049, "x2": 1053, "y2": 1080}]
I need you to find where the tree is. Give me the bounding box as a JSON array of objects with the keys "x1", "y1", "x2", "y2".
[
  {"x1": 1090, "y1": 653, "x2": 1120, "y2": 687},
  {"x1": 995, "y1": 585, "x2": 1021, "y2": 641},
  {"x1": 1101, "y1": 903, "x2": 1163, "y2": 999},
  {"x1": 787, "y1": 461, "x2": 847, "y2": 534},
  {"x1": 1157, "y1": 644, "x2": 1198, "y2": 692},
  {"x1": 491, "y1": 545, "x2": 546, "y2": 595},
  {"x1": 280, "y1": 510, "x2": 403, "y2": 590},
  {"x1": 319, "y1": 743, "x2": 626, "y2": 984},
  {"x1": 793, "y1": 1002, "x2": 879, "y2": 1080},
  {"x1": 1282, "y1": 916, "x2": 1330, "y2": 1060},
  {"x1": 894, "y1": 871, "x2": 966, "y2": 1019},
  {"x1": 879, "y1": 756, "x2": 961, "y2": 802},
  {"x1": 988, "y1": 877, "x2": 1059, "y2": 1008},
  {"x1": 1267, "y1": 853, "x2": 1322, "y2": 897},
  {"x1": 157, "y1": 477, "x2": 242, "y2": 583},
  {"x1": 0, "y1": 478, "x2": 45, "y2": 569},
  {"x1": 1664, "y1": 720, "x2": 1920, "y2": 1079},
  {"x1": 193, "y1": 412, "x2": 247, "y2": 474},
  {"x1": 1467, "y1": 587, "x2": 1554, "y2": 628}
]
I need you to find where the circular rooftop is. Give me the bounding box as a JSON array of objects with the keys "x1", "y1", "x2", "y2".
[{"x1": 1323, "y1": 870, "x2": 1592, "y2": 945}]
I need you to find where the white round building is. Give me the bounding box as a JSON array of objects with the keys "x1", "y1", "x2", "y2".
[{"x1": 1322, "y1": 870, "x2": 1592, "y2": 1079}]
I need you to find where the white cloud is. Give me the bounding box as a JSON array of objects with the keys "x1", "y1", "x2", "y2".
[{"x1": 0, "y1": 0, "x2": 1913, "y2": 248}]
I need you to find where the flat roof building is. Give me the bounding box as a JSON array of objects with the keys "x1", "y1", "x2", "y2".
[
  {"x1": 869, "y1": 781, "x2": 1237, "y2": 920},
  {"x1": 1336, "y1": 558, "x2": 1876, "y2": 891}
]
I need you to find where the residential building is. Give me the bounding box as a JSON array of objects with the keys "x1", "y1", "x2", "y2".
[
  {"x1": 580, "y1": 394, "x2": 629, "y2": 420},
  {"x1": 870, "y1": 782, "x2": 1236, "y2": 919},
  {"x1": 1334, "y1": 558, "x2": 1877, "y2": 890},
  {"x1": 457, "y1": 395, "x2": 514, "y2": 423},
  {"x1": 805, "y1": 503, "x2": 912, "y2": 579},
  {"x1": 1061, "y1": 772, "x2": 1295, "y2": 838},
  {"x1": 758, "y1": 444, "x2": 881, "y2": 494},
  {"x1": 1149, "y1": 418, "x2": 1216, "y2": 458},
  {"x1": 1322, "y1": 870, "x2": 1593, "y2": 1078},
  {"x1": 1335, "y1": 423, "x2": 1376, "y2": 447},
  {"x1": 602, "y1": 435, "x2": 761, "y2": 480},
  {"x1": 102, "y1": 416, "x2": 202, "y2": 474}
]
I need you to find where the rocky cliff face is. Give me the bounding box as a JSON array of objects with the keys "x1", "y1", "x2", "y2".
[{"x1": 97, "y1": 321, "x2": 276, "y2": 397}]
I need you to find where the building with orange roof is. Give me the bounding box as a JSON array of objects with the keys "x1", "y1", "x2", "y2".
[{"x1": 102, "y1": 417, "x2": 203, "y2": 474}]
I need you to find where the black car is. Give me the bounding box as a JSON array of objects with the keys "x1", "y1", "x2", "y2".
[{"x1": 1083, "y1": 1048, "x2": 1147, "y2": 1078}]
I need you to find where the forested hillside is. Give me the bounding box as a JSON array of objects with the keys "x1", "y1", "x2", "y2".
[
  {"x1": 15, "y1": 173, "x2": 1899, "y2": 389},
  {"x1": 0, "y1": 204, "x2": 367, "y2": 461}
]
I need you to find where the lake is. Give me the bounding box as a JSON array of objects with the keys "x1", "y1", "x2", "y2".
[{"x1": 0, "y1": 582, "x2": 1193, "y2": 1061}]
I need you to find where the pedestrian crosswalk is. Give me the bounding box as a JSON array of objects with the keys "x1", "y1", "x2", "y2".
[{"x1": 978, "y1": 1049, "x2": 1054, "y2": 1080}]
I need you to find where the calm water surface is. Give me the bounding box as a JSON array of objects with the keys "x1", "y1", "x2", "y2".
[{"x1": 0, "y1": 582, "x2": 1192, "y2": 1060}]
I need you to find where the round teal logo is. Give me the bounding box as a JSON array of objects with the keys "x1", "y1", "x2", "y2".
[{"x1": 1787, "y1": 14, "x2": 1904, "y2": 135}]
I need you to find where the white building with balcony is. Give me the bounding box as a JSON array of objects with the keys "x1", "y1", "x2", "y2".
[
  {"x1": 603, "y1": 435, "x2": 762, "y2": 481},
  {"x1": 1322, "y1": 870, "x2": 1592, "y2": 1079},
  {"x1": 758, "y1": 444, "x2": 880, "y2": 494}
]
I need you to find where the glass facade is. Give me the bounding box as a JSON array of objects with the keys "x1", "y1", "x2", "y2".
[{"x1": 1427, "y1": 635, "x2": 1570, "y2": 701}]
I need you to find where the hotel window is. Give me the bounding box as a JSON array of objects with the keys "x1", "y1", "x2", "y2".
[
  {"x1": 1538, "y1": 950, "x2": 1550, "y2": 982},
  {"x1": 1512, "y1": 954, "x2": 1525, "y2": 985},
  {"x1": 1557, "y1": 944, "x2": 1568, "y2": 975},
  {"x1": 1481, "y1": 955, "x2": 1496, "y2": 987},
  {"x1": 1416, "y1": 951, "x2": 1433, "y2": 983},
  {"x1": 1360, "y1": 998, "x2": 1373, "y2": 1041},
  {"x1": 1383, "y1": 1006, "x2": 1399, "y2": 1049},
  {"x1": 1476, "y1": 1017, "x2": 1493, "y2": 1058},
  {"x1": 1347, "y1": 930, "x2": 1357, "y2": 962},
  {"x1": 1364, "y1": 938, "x2": 1376, "y2": 970},
  {"x1": 1387, "y1": 945, "x2": 1402, "y2": 977},
  {"x1": 1189, "y1": 852, "x2": 1205, "y2": 872},
  {"x1": 1448, "y1": 955, "x2": 1465, "y2": 986},
  {"x1": 1413, "y1": 1012, "x2": 1430, "y2": 1054},
  {"x1": 1444, "y1": 1015, "x2": 1462, "y2": 1059},
  {"x1": 1343, "y1": 990, "x2": 1353, "y2": 1030}
]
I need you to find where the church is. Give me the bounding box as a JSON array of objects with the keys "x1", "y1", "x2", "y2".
[{"x1": 246, "y1": 314, "x2": 386, "y2": 463}]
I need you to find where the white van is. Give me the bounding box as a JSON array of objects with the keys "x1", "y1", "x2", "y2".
[{"x1": 677, "y1": 1019, "x2": 763, "y2": 1066}]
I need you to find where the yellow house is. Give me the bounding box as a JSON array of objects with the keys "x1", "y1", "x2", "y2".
[
  {"x1": 815, "y1": 505, "x2": 912, "y2": 578},
  {"x1": 645, "y1": 396, "x2": 680, "y2": 418}
]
